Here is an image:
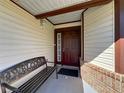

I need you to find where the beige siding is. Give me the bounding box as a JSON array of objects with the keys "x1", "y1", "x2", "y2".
[
  {"x1": 54, "y1": 22, "x2": 81, "y2": 29},
  {"x1": 0, "y1": 0, "x2": 54, "y2": 71},
  {"x1": 84, "y1": 1, "x2": 115, "y2": 71}
]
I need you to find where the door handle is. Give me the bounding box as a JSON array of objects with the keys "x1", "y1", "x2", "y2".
[{"x1": 62, "y1": 49, "x2": 65, "y2": 52}]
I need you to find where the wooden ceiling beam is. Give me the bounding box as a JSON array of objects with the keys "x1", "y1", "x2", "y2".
[{"x1": 35, "y1": 0, "x2": 112, "y2": 19}]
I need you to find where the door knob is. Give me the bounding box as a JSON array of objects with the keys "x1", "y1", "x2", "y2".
[{"x1": 63, "y1": 49, "x2": 65, "y2": 52}]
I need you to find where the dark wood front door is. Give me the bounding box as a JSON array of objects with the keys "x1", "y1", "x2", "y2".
[{"x1": 55, "y1": 26, "x2": 81, "y2": 67}]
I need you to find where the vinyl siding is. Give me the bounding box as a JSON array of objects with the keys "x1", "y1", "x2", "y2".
[
  {"x1": 54, "y1": 22, "x2": 81, "y2": 29},
  {"x1": 84, "y1": 1, "x2": 115, "y2": 71},
  {"x1": 0, "y1": 0, "x2": 54, "y2": 72}
]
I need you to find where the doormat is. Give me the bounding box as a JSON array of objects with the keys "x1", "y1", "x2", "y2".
[{"x1": 58, "y1": 68, "x2": 78, "y2": 77}]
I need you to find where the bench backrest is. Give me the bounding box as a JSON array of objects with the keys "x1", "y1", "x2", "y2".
[{"x1": 0, "y1": 56, "x2": 47, "y2": 84}]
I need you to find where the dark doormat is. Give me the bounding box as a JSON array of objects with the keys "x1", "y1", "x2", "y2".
[{"x1": 58, "y1": 68, "x2": 78, "y2": 77}]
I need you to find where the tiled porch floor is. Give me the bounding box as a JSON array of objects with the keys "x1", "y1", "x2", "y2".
[{"x1": 36, "y1": 71, "x2": 83, "y2": 93}]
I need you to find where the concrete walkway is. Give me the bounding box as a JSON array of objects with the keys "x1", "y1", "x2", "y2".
[{"x1": 36, "y1": 71, "x2": 84, "y2": 93}]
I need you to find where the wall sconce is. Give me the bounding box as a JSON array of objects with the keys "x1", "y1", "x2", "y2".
[{"x1": 40, "y1": 19, "x2": 46, "y2": 30}]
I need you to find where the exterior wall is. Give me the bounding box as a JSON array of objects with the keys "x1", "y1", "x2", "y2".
[
  {"x1": 81, "y1": 62, "x2": 124, "y2": 93},
  {"x1": 54, "y1": 22, "x2": 81, "y2": 29},
  {"x1": 0, "y1": 0, "x2": 54, "y2": 71},
  {"x1": 84, "y1": 1, "x2": 115, "y2": 71},
  {"x1": 81, "y1": 1, "x2": 117, "y2": 93},
  {"x1": 83, "y1": 80, "x2": 97, "y2": 93}
]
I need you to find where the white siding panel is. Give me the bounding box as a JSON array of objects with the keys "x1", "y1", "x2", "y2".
[
  {"x1": 0, "y1": 0, "x2": 54, "y2": 71},
  {"x1": 55, "y1": 22, "x2": 81, "y2": 29},
  {"x1": 84, "y1": 1, "x2": 115, "y2": 71}
]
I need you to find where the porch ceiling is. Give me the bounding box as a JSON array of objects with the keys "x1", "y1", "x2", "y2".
[
  {"x1": 12, "y1": 0, "x2": 89, "y2": 15},
  {"x1": 11, "y1": 0, "x2": 112, "y2": 24},
  {"x1": 12, "y1": 0, "x2": 88, "y2": 24},
  {"x1": 47, "y1": 10, "x2": 84, "y2": 25}
]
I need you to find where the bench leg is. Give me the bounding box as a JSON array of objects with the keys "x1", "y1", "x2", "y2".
[
  {"x1": 56, "y1": 65, "x2": 58, "y2": 79},
  {"x1": 1, "y1": 85, "x2": 6, "y2": 93}
]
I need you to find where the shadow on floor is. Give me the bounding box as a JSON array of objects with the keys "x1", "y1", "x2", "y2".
[{"x1": 36, "y1": 71, "x2": 84, "y2": 93}]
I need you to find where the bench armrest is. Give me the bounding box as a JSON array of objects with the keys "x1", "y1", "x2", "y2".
[{"x1": 1, "y1": 83, "x2": 22, "y2": 93}]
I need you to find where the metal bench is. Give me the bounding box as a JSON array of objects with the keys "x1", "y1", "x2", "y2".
[{"x1": 0, "y1": 56, "x2": 56, "y2": 93}]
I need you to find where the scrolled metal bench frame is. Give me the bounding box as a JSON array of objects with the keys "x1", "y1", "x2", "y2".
[{"x1": 0, "y1": 56, "x2": 56, "y2": 93}]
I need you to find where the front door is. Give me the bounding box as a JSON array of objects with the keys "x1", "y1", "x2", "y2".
[{"x1": 55, "y1": 26, "x2": 81, "y2": 67}]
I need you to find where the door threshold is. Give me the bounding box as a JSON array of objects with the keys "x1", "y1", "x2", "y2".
[{"x1": 58, "y1": 65, "x2": 79, "y2": 70}]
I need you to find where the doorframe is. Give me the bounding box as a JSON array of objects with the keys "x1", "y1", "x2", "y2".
[{"x1": 54, "y1": 26, "x2": 81, "y2": 67}]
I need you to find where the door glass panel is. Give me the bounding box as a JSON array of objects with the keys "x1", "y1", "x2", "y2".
[{"x1": 57, "y1": 33, "x2": 62, "y2": 62}]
